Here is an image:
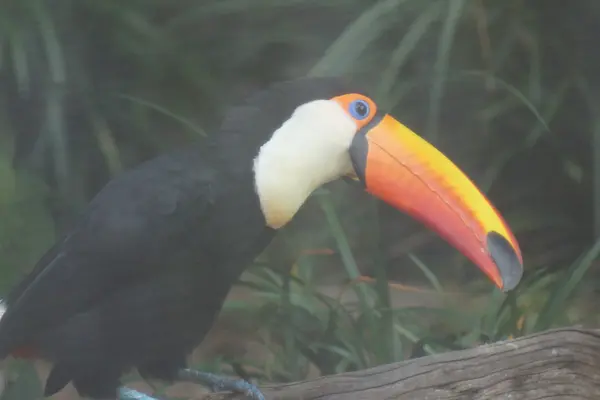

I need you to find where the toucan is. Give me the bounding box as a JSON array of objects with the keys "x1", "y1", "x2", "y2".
[{"x1": 0, "y1": 77, "x2": 523, "y2": 400}]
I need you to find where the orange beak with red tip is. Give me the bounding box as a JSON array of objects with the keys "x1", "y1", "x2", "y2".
[{"x1": 348, "y1": 114, "x2": 523, "y2": 292}]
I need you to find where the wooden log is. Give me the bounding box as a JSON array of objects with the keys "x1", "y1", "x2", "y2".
[{"x1": 196, "y1": 327, "x2": 600, "y2": 400}]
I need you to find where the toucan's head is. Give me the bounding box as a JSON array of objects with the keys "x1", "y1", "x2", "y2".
[{"x1": 233, "y1": 77, "x2": 522, "y2": 291}]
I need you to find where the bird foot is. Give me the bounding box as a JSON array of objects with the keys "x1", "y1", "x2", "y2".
[
  {"x1": 177, "y1": 369, "x2": 265, "y2": 400},
  {"x1": 117, "y1": 368, "x2": 265, "y2": 400}
]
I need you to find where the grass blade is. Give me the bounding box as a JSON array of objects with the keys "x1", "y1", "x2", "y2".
[
  {"x1": 425, "y1": 0, "x2": 466, "y2": 142},
  {"x1": 407, "y1": 253, "x2": 444, "y2": 293},
  {"x1": 459, "y1": 70, "x2": 550, "y2": 133},
  {"x1": 376, "y1": 1, "x2": 443, "y2": 100},
  {"x1": 309, "y1": 0, "x2": 410, "y2": 77},
  {"x1": 533, "y1": 238, "x2": 600, "y2": 332},
  {"x1": 7, "y1": 27, "x2": 30, "y2": 94},
  {"x1": 117, "y1": 94, "x2": 207, "y2": 138},
  {"x1": 317, "y1": 193, "x2": 372, "y2": 313}
]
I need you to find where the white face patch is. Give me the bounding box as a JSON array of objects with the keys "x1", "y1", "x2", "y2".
[{"x1": 253, "y1": 99, "x2": 357, "y2": 229}]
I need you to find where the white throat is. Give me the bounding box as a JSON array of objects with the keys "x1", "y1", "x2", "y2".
[{"x1": 253, "y1": 100, "x2": 356, "y2": 229}]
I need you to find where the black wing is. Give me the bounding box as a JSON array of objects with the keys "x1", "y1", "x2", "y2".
[{"x1": 0, "y1": 146, "x2": 220, "y2": 356}]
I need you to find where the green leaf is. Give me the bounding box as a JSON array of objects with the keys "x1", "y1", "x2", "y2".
[
  {"x1": 425, "y1": 0, "x2": 466, "y2": 141},
  {"x1": 309, "y1": 0, "x2": 411, "y2": 77},
  {"x1": 534, "y1": 239, "x2": 600, "y2": 332}
]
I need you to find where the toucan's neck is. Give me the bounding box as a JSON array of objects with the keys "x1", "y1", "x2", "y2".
[{"x1": 253, "y1": 101, "x2": 355, "y2": 229}]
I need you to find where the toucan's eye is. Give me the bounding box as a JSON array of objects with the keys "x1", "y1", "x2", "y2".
[{"x1": 349, "y1": 100, "x2": 370, "y2": 120}]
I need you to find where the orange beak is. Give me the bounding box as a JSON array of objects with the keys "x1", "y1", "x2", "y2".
[{"x1": 349, "y1": 115, "x2": 523, "y2": 291}]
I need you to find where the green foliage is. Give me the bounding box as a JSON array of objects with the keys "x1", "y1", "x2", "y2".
[
  {"x1": 0, "y1": 134, "x2": 55, "y2": 294},
  {"x1": 215, "y1": 195, "x2": 600, "y2": 384}
]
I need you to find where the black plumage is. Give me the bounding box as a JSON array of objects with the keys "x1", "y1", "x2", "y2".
[{"x1": 0, "y1": 77, "x2": 365, "y2": 398}]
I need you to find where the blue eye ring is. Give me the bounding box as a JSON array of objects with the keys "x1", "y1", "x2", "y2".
[{"x1": 349, "y1": 99, "x2": 370, "y2": 120}]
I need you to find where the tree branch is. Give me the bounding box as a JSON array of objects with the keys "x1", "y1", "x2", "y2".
[{"x1": 199, "y1": 327, "x2": 600, "y2": 399}]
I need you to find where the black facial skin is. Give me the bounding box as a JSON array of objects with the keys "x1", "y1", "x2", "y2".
[{"x1": 347, "y1": 113, "x2": 384, "y2": 188}]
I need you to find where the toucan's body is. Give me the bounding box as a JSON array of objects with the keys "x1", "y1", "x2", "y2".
[
  {"x1": 0, "y1": 78, "x2": 523, "y2": 399},
  {"x1": 2, "y1": 144, "x2": 273, "y2": 397}
]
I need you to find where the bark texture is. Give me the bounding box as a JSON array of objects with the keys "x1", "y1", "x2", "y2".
[{"x1": 198, "y1": 327, "x2": 600, "y2": 400}]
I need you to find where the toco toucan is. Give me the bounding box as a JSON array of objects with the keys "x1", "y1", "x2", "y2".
[{"x1": 0, "y1": 77, "x2": 523, "y2": 400}]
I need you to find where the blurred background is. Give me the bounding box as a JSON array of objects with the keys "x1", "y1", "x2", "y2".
[{"x1": 1, "y1": 0, "x2": 600, "y2": 398}]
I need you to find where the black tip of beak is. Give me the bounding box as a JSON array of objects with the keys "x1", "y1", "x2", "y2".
[{"x1": 487, "y1": 231, "x2": 524, "y2": 292}]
